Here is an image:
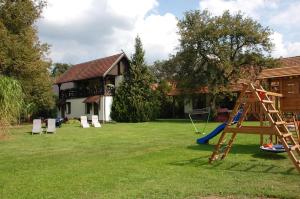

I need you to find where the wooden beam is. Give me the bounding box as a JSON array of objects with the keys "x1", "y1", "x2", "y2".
[
  {"x1": 266, "y1": 91, "x2": 283, "y2": 97},
  {"x1": 224, "y1": 126, "x2": 275, "y2": 135}
]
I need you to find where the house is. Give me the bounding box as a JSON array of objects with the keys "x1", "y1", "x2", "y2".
[
  {"x1": 54, "y1": 53, "x2": 130, "y2": 121},
  {"x1": 258, "y1": 56, "x2": 300, "y2": 113},
  {"x1": 167, "y1": 56, "x2": 300, "y2": 118}
]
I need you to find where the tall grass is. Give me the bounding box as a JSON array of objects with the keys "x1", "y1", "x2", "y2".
[{"x1": 0, "y1": 76, "x2": 23, "y2": 135}]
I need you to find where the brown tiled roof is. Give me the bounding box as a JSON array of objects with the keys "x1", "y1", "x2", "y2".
[
  {"x1": 166, "y1": 81, "x2": 244, "y2": 96},
  {"x1": 55, "y1": 53, "x2": 124, "y2": 84},
  {"x1": 82, "y1": 95, "x2": 100, "y2": 104},
  {"x1": 258, "y1": 65, "x2": 300, "y2": 79},
  {"x1": 279, "y1": 56, "x2": 300, "y2": 67}
]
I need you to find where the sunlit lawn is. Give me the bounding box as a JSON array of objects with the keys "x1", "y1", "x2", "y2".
[{"x1": 0, "y1": 120, "x2": 299, "y2": 199}]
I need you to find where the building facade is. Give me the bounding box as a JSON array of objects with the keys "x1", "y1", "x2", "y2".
[{"x1": 54, "y1": 53, "x2": 130, "y2": 121}]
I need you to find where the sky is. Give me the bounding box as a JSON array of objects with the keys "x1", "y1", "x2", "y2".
[{"x1": 37, "y1": 0, "x2": 300, "y2": 65}]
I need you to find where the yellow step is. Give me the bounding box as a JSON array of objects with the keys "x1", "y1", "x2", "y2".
[
  {"x1": 281, "y1": 133, "x2": 293, "y2": 138},
  {"x1": 275, "y1": 121, "x2": 286, "y2": 125},
  {"x1": 255, "y1": 88, "x2": 266, "y2": 93},
  {"x1": 290, "y1": 145, "x2": 299, "y2": 151},
  {"x1": 262, "y1": 100, "x2": 274, "y2": 104},
  {"x1": 268, "y1": 110, "x2": 279, "y2": 113}
]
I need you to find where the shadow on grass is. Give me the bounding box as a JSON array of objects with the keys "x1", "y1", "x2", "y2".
[
  {"x1": 155, "y1": 119, "x2": 191, "y2": 123},
  {"x1": 187, "y1": 144, "x2": 288, "y2": 160},
  {"x1": 169, "y1": 156, "x2": 296, "y2": 175}
]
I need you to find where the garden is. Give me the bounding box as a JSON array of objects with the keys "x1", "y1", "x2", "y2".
[{"x1": 0, "y1": 121, "x2": 299, "y2": 199}]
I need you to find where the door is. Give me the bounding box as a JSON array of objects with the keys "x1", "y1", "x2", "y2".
[{"x1": 93, "y1": 103, "x2": 99, "y2": 115}]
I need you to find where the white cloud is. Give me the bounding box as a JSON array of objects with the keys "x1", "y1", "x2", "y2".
[
  {"x1": 270, "y1": 32, "x2": 287, "y2": 57},
  {"x1": 38, "y1": 0, "x2": 179, "y2": 64},
  {"x1": 270, "y1": 32, "x2": 300, "y2": 58},
  {"x1": 199, "y1": 0, "x2": 278, "y2": 18},
  {"x1": 270, "y1": 2, "x2": 300, "y2": 26}
]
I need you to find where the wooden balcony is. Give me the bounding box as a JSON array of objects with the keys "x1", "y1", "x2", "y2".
[{"x1": 59, "y1": 86, "x2": 115, "y2": 100}]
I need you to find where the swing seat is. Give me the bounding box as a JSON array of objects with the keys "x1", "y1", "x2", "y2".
[{"x1": 260, "y1": 144, "x2": 287, "y2": 153}]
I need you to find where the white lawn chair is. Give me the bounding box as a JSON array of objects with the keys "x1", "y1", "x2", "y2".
[
  {"x1": 92, "y1": 115, "x2": 101, "y2": 128},
  {"x1": 32, "y1": 119, "x2": 42, "y2": 135},
  {"x1": 46, "y1": 119, "x2": 56, "y2": 134},
  {"x1": 80, "y1": 116, "x2": 90, "y2": 128}
]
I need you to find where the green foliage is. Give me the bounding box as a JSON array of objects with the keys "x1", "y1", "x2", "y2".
[
  {"x1": 111, "y1": 36, "x2": 160, "y2": 122},
  {"x1": 0, "y1": 76, "x2": 23, "y2": 133},
  {"x1": 0, "y1": 0, "x2": 54, "y2": 116},
  {"x1": 51, "y1": 63, "x2": 72, "y2": 78},
  {"x1": 176, "y1": 10, "x2": 275, "y2": 92},
  {"x1": 65, "y1": 119, "x2": 80, "y2": 125}
]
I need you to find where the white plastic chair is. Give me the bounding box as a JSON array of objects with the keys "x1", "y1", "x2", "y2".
[
  {"x1": 80, "y1": 116, "x2": 90, "y2": 128},
  {"x1": 32, "y1": 119, "x2": 42, "y2": 135},
  {"x1": 46, "y1": 119, "x2": 56, "y2": 134},
  {"x1": 92, "y1": 115, "x2": 101, "y2": 128}
]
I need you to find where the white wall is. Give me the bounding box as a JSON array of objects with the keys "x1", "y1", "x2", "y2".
[
  {"x1": 184, "y1": 97, "x2": 193, "y2": 114},
  {"x1": 65, "y1": 98, "x2": 86, "y2": 119},
  {"x1": 115, "y1": 75, "x2": 123, "y2": 88},
  {"x1": 99, "y1": 96, "x2": 113, "y2": 121},
  {"x1": 105, "y1": 96, "x2": 113, "y2": 121}
]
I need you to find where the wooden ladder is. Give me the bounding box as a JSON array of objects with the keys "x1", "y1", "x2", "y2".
[
  {"x1": 209, "y1": 84, "x2": 249, "y2": 163},
  {"x1": 209, "y1": 83, "x2": 300, "y2": 173}
]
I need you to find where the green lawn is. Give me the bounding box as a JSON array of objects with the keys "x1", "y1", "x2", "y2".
[{"x1": 0, "y1": 121, "x2": 299, "y2": 199}]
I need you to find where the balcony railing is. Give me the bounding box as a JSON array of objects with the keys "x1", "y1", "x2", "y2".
[{"x1": 59, "y1": 86, "x2": 115, "y2": 100}]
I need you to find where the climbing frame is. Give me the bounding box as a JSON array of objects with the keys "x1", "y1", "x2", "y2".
[{"x1": 209, "y1": 83, "x2": 300, "y2": 173}]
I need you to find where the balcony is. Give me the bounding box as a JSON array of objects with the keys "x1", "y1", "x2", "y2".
[{"x1": 59, "y1": 86, "x2": 115, "y2": 100}]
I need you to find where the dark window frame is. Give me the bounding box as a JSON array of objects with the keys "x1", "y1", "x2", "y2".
[{"x1": 66, "y1": 102, "x2": 71, "y2": 114}]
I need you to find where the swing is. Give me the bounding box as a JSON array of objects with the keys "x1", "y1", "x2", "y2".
[
  {"x1": 260, "y1": 143, "x2": 286, "y2": 153},
  {"x1": 188, "y1": 107, "x2": 211, "y2": 134},
  {"x1": 260, "y1": 137, "x2": 292, "y2": 153}
]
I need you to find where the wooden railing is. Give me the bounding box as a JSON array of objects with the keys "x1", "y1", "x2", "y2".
[{"x1": 59, "y1": 86, "x2": 115, "y2": 100}]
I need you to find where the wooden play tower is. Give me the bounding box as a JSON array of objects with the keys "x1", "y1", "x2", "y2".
[{"x1": 209, "y1": 83, "x2": 300, "y2": 173}]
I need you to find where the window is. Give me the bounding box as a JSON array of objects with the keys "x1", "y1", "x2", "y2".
[
  {"x1": 66, "y1": 102, "x2": 71, "y2": 114},
  {"x1": 93, "y1": 103, "x2": 99, "y2": 115},
  {"x1": 192, "y1": 94, "x2": 206, "y2": 110},
  {"x1": 85, "y1": 103, "x2": 92, "y2": 114}
]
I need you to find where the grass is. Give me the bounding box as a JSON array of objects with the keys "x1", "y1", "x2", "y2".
[{"x1": 0, "y1": 120, "x2": 299, "y2": 199}]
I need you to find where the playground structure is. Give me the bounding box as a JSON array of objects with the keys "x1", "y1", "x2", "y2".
[{"x1": 207, "y1": 83, "x2": 300, "y2": 173}]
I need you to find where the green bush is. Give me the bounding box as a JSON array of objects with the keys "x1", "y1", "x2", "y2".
[{"x1": 65, "y1": 119, "x2": 80, "y2": 125}]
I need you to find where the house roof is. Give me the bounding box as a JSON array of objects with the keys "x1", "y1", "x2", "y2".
[
  {"x1": 279, "y1": 56, "x2": 300, "y2": 67},
  {"x1": 257, "y1": 56, "x2": 300, "y2": 79},
  {"x1": 82, "y1": 95, "x2": 100, "y2": 104},
  {"x1": 165, "y1": 81, "x2": 245, "y2": 96},
  {"x1": 55, "y1": 53, "x2": 125, "y2": 84},
  {"x1": 258, "y1": 65, "x2": 300, "y2": 79}
]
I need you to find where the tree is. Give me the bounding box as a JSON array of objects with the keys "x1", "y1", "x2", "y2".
[
  {"x1": 111, "y1": 36, "x2": 160, "y2": 122},
  {"x1": 0, "y1": 76, "x2": 23, "y2": 135},
  {"x1": 51, "y1": 63, "x2": 72, "y2": 78},
  {"x1": 0, "y1": 0, "x2": 54, "y2": 117},
  {"x1": 169, "y1": 10, "x2": 277, "y2": 112}
]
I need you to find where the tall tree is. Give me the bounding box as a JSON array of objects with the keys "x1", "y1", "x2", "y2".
[
  {"x1": 172, "y1": 10, "x2": 276, "y2": 111},
  {"x1": 111, "y1": 36, "x2": 160, "y2": 122},
  {"x1": 51, "y1": 63, "x2": 72, "y2": 78},
  {"x1": 0, "y1": 0, "x2": 54, "y2": 115}
]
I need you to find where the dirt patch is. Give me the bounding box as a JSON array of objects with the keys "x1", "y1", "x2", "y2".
[{"x1": 0, "y1": 133, "x2": 10, "y2": 141}]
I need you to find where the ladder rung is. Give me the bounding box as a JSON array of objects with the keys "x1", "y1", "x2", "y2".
[
  {"x1": 255, "y1": 88, "x2": 266, "y2": 93},
  {"x1": 268, "y1": 110, "x2": 279, "y2": 113},
  {"x1": 290, "y1": 145, "x2": 299, "y2": 151},
  {"x1": 262, "y1": 100, "x2": 274, "y2": 104},
  {"x1": 281, "y1": 133, "x2": 293, "y2": 138},
  {"x1": 275, "y1": 121, "x2": 286, "y2": 125}
]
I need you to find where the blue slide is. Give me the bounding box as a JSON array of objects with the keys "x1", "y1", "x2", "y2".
[{"x1": 197, "y1": 110, "x2": 242, "y2": 144}]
